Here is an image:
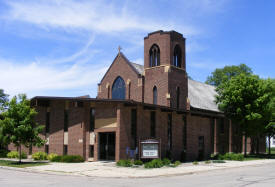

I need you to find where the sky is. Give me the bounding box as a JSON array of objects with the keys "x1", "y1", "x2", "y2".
[{"x1": 0, "y1": 0, "x2": 274, "y2": 98}]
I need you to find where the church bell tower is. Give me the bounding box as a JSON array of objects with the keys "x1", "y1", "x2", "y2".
[{"x1": 143, "y1": 30, "x2": 188, "y2": 110}]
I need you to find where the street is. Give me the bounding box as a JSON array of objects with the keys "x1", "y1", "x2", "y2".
[{"x1": 1, "y1": 162, "x2": 275, "y2": 187}]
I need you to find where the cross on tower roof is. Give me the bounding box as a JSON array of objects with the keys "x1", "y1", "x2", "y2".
[{"x1": 118, "y1": 46, "x2": 122, "y2": 53}]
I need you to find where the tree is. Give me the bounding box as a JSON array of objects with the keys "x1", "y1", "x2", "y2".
[
  {"x1": 206, "y1": 64, "x2": 252, "y2": 86},
  {"x1": 216, "y1": 74, "x2": 271, "y2": 156},
  {"x1": 262, "y1": 79, "x2": 275, "y2": 156},
  {"x1": 0, "y1": 94, "x2": 45, "y2": 162},
  {"x1": 0, "y1": 89, "x2": 8, "y2": 112}
]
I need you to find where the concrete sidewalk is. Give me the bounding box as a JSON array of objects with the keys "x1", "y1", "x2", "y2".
[{"x1": 4, "y1": 159, "x2": 273, "y2": 178}]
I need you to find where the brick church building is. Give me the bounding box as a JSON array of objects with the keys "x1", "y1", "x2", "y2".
[{"x1": 9, "y1": 30, "x2": 265, "y2": 161}]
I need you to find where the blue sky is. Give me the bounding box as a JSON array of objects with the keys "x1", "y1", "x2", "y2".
[{"x1": 0, "y1": 0, "x2": 274, "y2": 98}]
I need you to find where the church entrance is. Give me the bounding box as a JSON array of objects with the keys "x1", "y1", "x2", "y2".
[{"x1": 99, "y1": 132, "x2": 116, "y2": 160}]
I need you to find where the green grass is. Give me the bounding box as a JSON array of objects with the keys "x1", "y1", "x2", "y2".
[
  {"x1": 0, "y1": 160, "x2": 48, "y2": 168},
  {"x1": 266, "y1": 148, "x2": 275, "y2": 154}
]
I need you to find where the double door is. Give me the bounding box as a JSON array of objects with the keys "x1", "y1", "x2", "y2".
[{"x1": 99, "y1": 132, "x2": 116, "y2": 160}]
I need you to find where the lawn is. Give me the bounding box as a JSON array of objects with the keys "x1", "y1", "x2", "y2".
[
  {"x1": 0, "y1": 160, "x2": 48, "y2": 168},
  {"x1": 266, "y1": 148, "x2": 275, "y2": 154}
]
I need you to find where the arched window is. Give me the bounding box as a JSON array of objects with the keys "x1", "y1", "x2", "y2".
[
  {"x1": 149, "y1": 44, "x2": 160, "y2": 67},
  {"x1": 153, "y1": 86, "x2": 157, "y2": 105},
  {"x1": 176, "y1": 87, "x2": 180, "y2": 109},
  {"x1": 112, "y1": 76, "x2": 125, "y2": 99},
  {"x1": 173, "y1": 45, "x2": 181, "y2": 68}
]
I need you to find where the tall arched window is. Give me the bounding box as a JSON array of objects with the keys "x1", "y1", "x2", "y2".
[
  {"x1": 112, "y1": 76, "x2": 125, "y2": 99},
  {"x1": 173, "y1": 45, "x2": 181, "y2": 68},
  {"x1": 153, "y1": 86, "x2": 158, "y2": 105},
  {"x1": 176, "y1": 87, "x2": 180, "y2": 109},
  {"x1": 149, "y1": 44, "x2": 160, "y2": 67}
]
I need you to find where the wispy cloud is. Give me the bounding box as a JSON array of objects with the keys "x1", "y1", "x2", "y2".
[
  {"x1": 0, "y1": 58, "x2": 107, "y2": 97},
  {"x1": 37, "y1": 34, "x2": 98, "y2": 65},
  {"x1": 3, "y1": 0, "x2": 198, "y2": 35}
]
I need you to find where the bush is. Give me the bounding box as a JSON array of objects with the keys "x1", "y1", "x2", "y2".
[
  {"x1": 61, "y1": 155, "x2": 84, "y2": 163},
  {"x1": 144, "y1": 159, "x2": 163, "y2": 168},
  {"x1": 210, "y1": 153, "x2": 219, "y2": 160},
  {"x1": 50, "y1": 155, "x2": 84, "y2": 163},
  {"x1": 212, "y1": 160, "x2": 226, "y2": 163},
  {"x1": 133, "y1": 160, "x2": 143, "y2": 166},
  {"x1": 7, "y1": 151, "x2": 19, "y2": 158},
  {"x1": 173, "y1": 161, "x2": 181, "y2": 167},
  {"x1": 47, "y1": 153, "x2": 58, "y2": 161},
  {"x1": 205, "y1": 160, "x2": 211, "y2": 164},
  {"x1": 21, "y1": 152, "x2": 27, "y2": 159},
  {"x1": 50, "y1": 155, "x2": 62, "y2": 162},
  {"x1": 0, "y1": 149, "x2": 9, "y2": 158},
  {"x1": 116, "y1": 159, "x2": 133, "y2": 167},
  {"x1": 32, "y1": 152, "x2": 48, "y2": 160},
  {"x1": 192, "y1": 161, "x2": 199, "y2": 165},
  {"x1": 162, "y1": 158, "x2": 171, "y2": 166},
  {"x1": 218, "y1": 153, "x2": 244, "y2": 161}
]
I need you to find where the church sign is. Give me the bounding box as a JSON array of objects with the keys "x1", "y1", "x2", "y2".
[{"x1": 140, "y1": 139, "x2": 161, "y2": 159}]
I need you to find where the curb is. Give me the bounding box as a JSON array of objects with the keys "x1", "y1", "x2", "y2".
[{"x1": 1, "y1": 159, "x2": 275, "y2": 179}]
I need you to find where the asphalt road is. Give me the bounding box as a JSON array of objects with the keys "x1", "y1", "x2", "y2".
[{"x1": 1, "y1": 162, "x2": 275, "y2": 187}]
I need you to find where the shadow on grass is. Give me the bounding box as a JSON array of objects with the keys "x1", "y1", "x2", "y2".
[{"x1": 0, "y1": 160, "x2": 48, "y2": 168}]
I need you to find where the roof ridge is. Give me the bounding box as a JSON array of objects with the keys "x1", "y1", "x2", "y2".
[{"x1": 188, "y1": 78, "x2": 216, "y2": 88}]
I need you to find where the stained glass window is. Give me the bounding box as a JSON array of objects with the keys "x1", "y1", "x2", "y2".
[{"x1": 112, "y1": 76, "x2": 126, "y2": 99}]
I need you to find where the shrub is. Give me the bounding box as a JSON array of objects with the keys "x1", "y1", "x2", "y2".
[
  {"x1": 205, "y1": 160, "x2": 211, "y2": 164},
  {"x1": 0, "y1": 149, "x2": 9, "y2": 158},
  {"x1": 212, "y1": 160, "x2": 226, "y2": 163},
  {"x1": 47, "y1": 153, "x2": 58, "y2": 161},
  {"x1": 210, "y1": 153, "x2": 219, "y2": 160},
  {"x1": 144, "y1": 159, "x2": 163, "y2": 168},
  {"x1": 218, "y1": 153, "x2": 244, "y2": 161},
  {"x1": 116, "y1": 159, "x2": 133, "y2": 167},
  {"x1": 49, "y1": 155, "x2": 84, "y2": 163},
  {"x1": 162, "y1": 158, "x2": 171, "y2": 166},
  {"x1": 21, "y1": 152, "x2": 27, "y2": 159},
  {"x1": 50, "y1": 155, "x2": 62, "y2": 162},
  {"x1": 7, "y1": 151, "x2": 19, "y2": 158},
  {"x1": 192, "y1": 161, "x2": 199, "y2": 165},
  {"x1": 32, "y1": 152, "x2": 48, "y2": 160},
  {"x1": 173, "y1": 161, "x2": 181, "y2": 167},
  {"x1": 61, "y1": 155, "x2": 84, "y2": 163},
  {"x1": 133, "y1": 160, "x2": 143, "y2": 166}
]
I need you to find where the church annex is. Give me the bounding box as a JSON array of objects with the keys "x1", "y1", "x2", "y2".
[{"x1": 9, "y1": 30, "x2": 266, "y2": 161}]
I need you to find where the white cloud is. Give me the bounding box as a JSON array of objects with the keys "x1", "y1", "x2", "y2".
[
  {"x1": 0, "y1": 58, "x2": 108, "y2": 98},
  {"x1": 3, "y1": 0, "x2": 198, "y2": 36}
]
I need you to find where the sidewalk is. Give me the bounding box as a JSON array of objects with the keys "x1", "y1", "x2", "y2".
[{"x1": 2, "y1": 159, "x2": 274, "y2": 178}]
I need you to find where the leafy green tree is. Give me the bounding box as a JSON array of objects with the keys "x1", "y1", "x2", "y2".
[
  {"x1": 206, "y1": 64, "x2": 252, "y2": 86},
  {"x1": 262, "y1": 79, "x2": 275, "y2": 155},
  {"x1": 216, "y1": 74, "x2": 272, "y2": 156},
  {"x1": 0, "y1": 89, "x2": 8, "y2": 112},
  {"x1": 0, "y1": 94, "x2": 45, "y2": 162}
]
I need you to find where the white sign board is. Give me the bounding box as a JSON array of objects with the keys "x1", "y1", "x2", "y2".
[{"x1": 142, "y1": 143, "x2": 158, "y2": 158}]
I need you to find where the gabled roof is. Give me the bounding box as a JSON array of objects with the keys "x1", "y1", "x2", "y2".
[
  {"x1": 188, "y1": 79, "x2": 219, "y2": 112},
  {"x1": 99, "y1": 52, "x2": 142, "y2": 84}
]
